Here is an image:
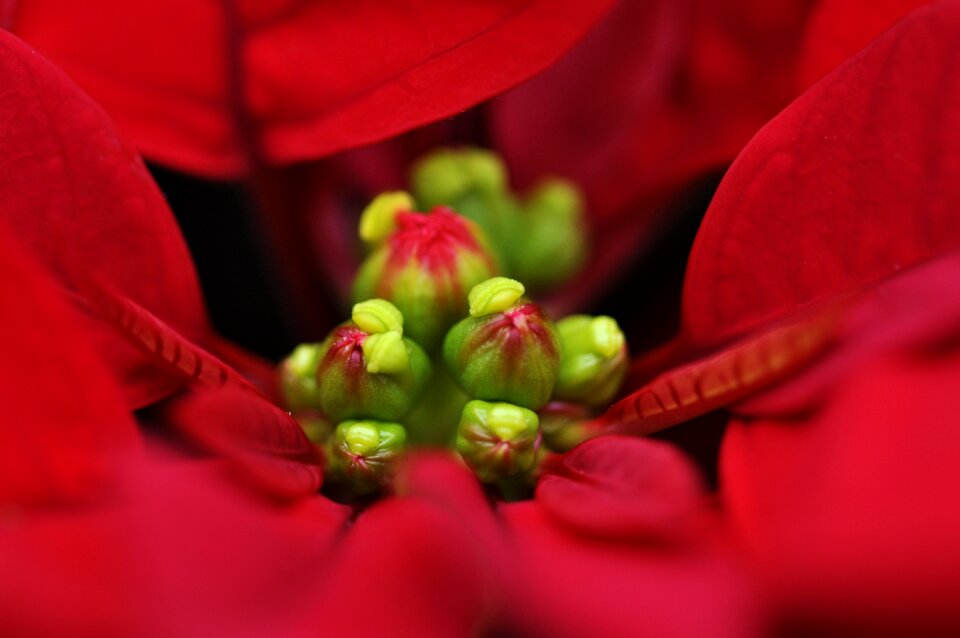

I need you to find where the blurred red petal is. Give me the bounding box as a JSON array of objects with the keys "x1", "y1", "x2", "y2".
[
  {"x1": 0, "y1": 458, "x2": 348, "y2": 638},
  {"x1": 164, "y1": 387, "x2": 324, "y2": 501},
  {"x1": 537, "y1": 435, "x2": 706, "y2": 542},
  {"x1": 682, "y1": 2, "x2": 960, "y2": 347},
  {"x1": 493, "y1": 0, "x2": 814, "y2": 220},
  {"x1": 0, "y1": 30, "x2": 210, "y2": 407},
  {"x1": 499, "y1": 501, "x2": 760, "y2": 638},
  {"x1": 721, "y1": 341, "x2": 960, "y2": 634},
  {"x1": 797, "y1": 0, "x2": 930, "y2": 88},
  {"x1": 0, "y1": 227, "x2": 140, "y2": 506},
  {"x1": 304, "y1": 496, "x2": 494, "y2": 638},
  {"x1": 12, "y1": 0, "x2": 613, "y2": 177},
  {"x1": 394, "y1": 451, "x2": 505, "y2": 554}
]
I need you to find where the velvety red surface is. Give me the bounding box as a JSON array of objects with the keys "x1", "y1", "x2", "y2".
[
  {"x1": 681, "y1": 1, "x2": 960, "y2": 346},
  {"x1": 10, "y1": 0, "x2": 612, "y2": 177}
]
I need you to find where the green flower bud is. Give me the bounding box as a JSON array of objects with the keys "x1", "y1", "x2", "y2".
[
  {"x1": 456, "y1": 400, "x2": 540, "y2": 483},
  {"x1": 553, "y1": 315, "x2": 629, "y2": 406},
  {"x1": 351, "y1": 298, "x2": 404, "y2": 334},
  {"x1": 327, "y1": 420, "x2": 407, "y2": 494},
  {"x1": 538, "y1": 401, "x2": 592, "y2": 452},
  {"x1": 412, "y1": 147, "x2": 507, "y2": 207},
  {"x1": 359, "y1": 191, "x2": 415, "y2": 245},
  {"x1": 279, "y1": 343, "x2": 323, "y2": 412},
  {"x1": 353, "y1": 207, "x2": 498, "y2": 351},
  {"x1": 315, "y1": 320, "x2": 432, "y2": 422},
  {"x1": 410, "y1": 148, "x2": 517, "y2": 263},
  {"x1": 294, "y1": 410, "x2": 334, "y2": 446},
  {"x1": 508, "y1": 179, "x2": 587, "y2": 288},
  {"x1": 443, "y1": 278, "x2": 560, "y2": 410}
]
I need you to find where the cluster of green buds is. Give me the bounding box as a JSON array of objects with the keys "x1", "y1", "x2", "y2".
[
  {"x1": 279, "y1": 148, "x2": 629, "y2": 499},
  {"x1": 412, "y1": 147, "x2": 587, "y2": 289}
]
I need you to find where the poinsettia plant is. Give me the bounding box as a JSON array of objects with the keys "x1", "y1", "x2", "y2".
[{"x1": 1, "y1": 1, "x2": 959, "y2": 637}]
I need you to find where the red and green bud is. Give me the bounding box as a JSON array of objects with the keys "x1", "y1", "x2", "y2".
[
  {"x1": 553, "y1": 314, "x2": 628, "y2": 406},
  {"x1": 456, "y1": 400, "x2": 540, "y2": 483},
  {"x1": 327, "y1": 419, "x2": 407, "y2": 494},
  {"x1": 353, "y1": 198, "x2": 499, "y2": 351},
  {"x1": 443, "y1": 277, "x2": 560, "y2": 410},
  {"x1": 410, "y1": 148, "x2": 515, "y2": 261},
  {"x1": 315, "y1": 300, "x2": 432, "y2": 422},
  {"x1": 411, "y1": 148, "x2": 587, "y2": 290}
]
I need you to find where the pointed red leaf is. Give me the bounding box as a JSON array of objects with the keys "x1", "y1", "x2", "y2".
[
  {"x1": 0, "y1": 30, "x2": 210, "y2": 408},
  {"x1": 0, "y1": 228, "x2": 140, "y2": 506},
  {"x1": 682, "y1": 1, "x2": 960, "y2": 347},
  {"x1": 536, "y1": 436, "x2": 706, "y2": 542},
  {"x1": 11, "y1": 0, "x2": 613, "y2": 177}
]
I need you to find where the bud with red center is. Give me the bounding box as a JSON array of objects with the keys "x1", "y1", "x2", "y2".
[
  {"x1": 314, "y1": 300, "x2": 432, "y2": 422},
  {"x1": 326, "y1": 419, "x2": 407, "y2": 494},
  {"x1": 353, "y1": 196, "x2": 499, "y2": 351},
  {"x1": 456, "y1": 399, "x2": 541, "y2": 483},
  {"x1": 443, "y1": 277, "x2": 560, "y2": 410}
]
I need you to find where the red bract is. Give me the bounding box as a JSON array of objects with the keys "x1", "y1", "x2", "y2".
[
  {"x1": 0, "y1": 29, "x2": 321, "y2": 496},
  {"x1": 9, "y1": 0, "x2": 612, "y2": 177},
  {"x1": 0, "y1": 226, "x2": 140, "y2": 506},
  {"x1": 0, "y1": 32, "x2": 209, "y2": 408},
  {"x1": 609, "y1": 0, "x2": 960, "y2": 435},
  {"x1": 618, "y1": 1, "x2": 960, "y2": 632},
  {"x1": 721, "y1": 255, "x2": 960, "y2": 635}
]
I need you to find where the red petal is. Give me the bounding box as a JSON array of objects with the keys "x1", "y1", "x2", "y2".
[
  {"x1": 12, "y1": 0, "x2": 613, "y2": 177},
  {"x1": 0, "y1": 458, "x2": 348, "y2": 637},
  {"x1": 536, "y1": 435, "x2": 706, "y2": 542},
  {"x1": 0, "y1": 228, "x2": 140, "y2": 506},
  {"x1": 796, "y1": 0, "x2": 931, "y2": 89},
  {"x1": 303, "y1": 496, "x2": 494, "y2": 638},
  {"x1": 721, "y1": 343, "x2": 960, "y2": 633},
  {"x1": 604, "y1": 308, "x2": 837, "y2": 434},
  {"x1": 736, "y1": 252, "x2": 960, "y2": 417},
  {"x1": 499, "y1": 501, "x2": 759, "y2": 638},
  {"x1": 0, "y1": 30, "x2": 210, "y2": 407},
  {"x1": 492, "y1": 0, "x2": 814, "y2": 220},
  {"x1": 492, "y1": 0, "x2": 816, "y2": 309},
  {"x1": 682, "y1": 2, "x2": 960, "y2": 347},
  {"x1": 164, "y1": 387, "x2": 324, "y2": 501}
]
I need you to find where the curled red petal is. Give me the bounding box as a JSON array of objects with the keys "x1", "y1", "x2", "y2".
[
  {"x1": 164, "y1": 387, "x2": 324, "y2": 501},
  {"x1": 736, "y1": 252, "x2": 960, "y2": 417},
  {"x1": 12, "y1": 0, "x2": 613, "y2": 177},
  {"x1": 0, "y1": 229, "x2": 141, "y2": 506},
  {"x1": 536, "y1": 435, "x2": 707, "y2": 542},
  {"x1": 682, "y1": 1, "x2": 960, "y2": 347},
  {"x1": 604, "y1": 308, "x2": 837, "y2": 435},
  {"x1": 0, "y1": 30, "x2": 210, "y2": 408}
]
